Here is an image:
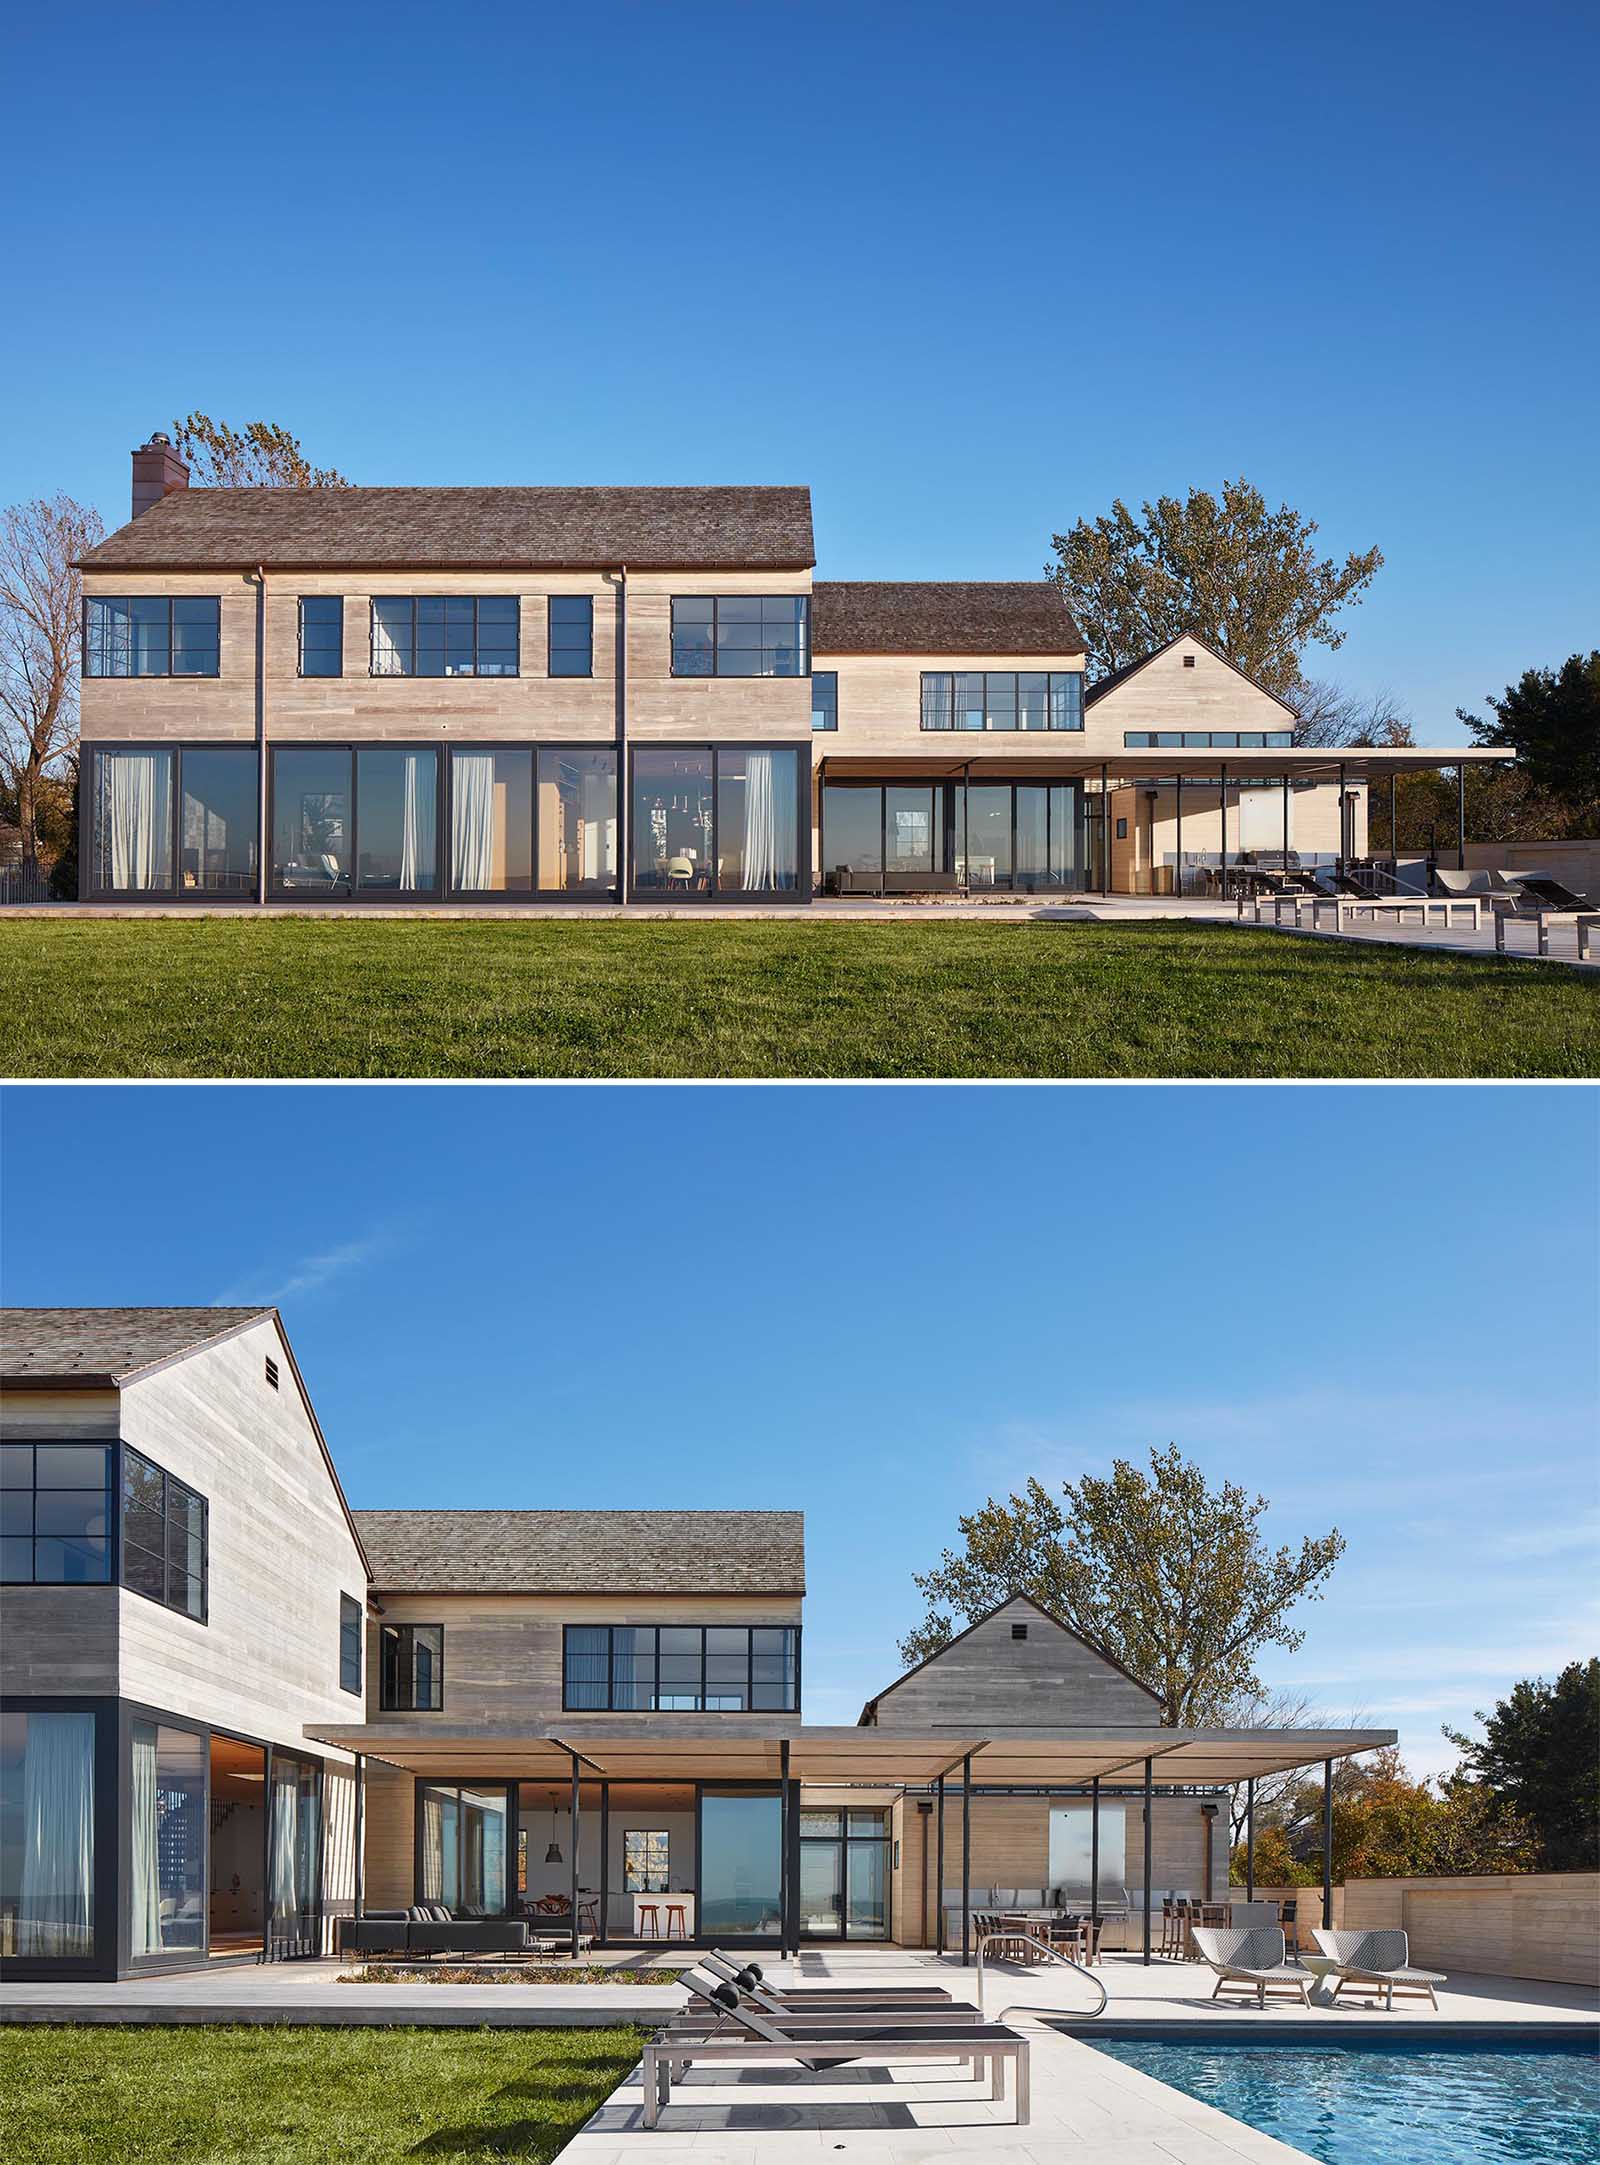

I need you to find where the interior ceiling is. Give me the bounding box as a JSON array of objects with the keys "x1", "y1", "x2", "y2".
[{"x1": 210, "y1": 1733, "x2": 267, "y2": 1798}]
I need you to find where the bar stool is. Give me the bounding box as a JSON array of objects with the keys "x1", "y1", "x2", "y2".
[
  {"x1": 637, "y1": 1903, "x2": 660, "y2": 1938},
  {"x1": 663, "y1": 1902, "x2": 687, "y2": 1940}
]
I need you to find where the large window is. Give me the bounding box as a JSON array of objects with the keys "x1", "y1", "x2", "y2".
[
  {"x1": 381, "y1": 1623, "x2": 444, "y2": 1711},
  {"x1": 623, "y1": 1830, "x2": 670, "y2": 1892},
  {"x1": 370, "y1": 596, "x2": 519, "y2": 677},
  {"x1": 271, "y1": 747, "x2": 350, "y2": 894},
  {"x1": 799, "y1": 1807, "x2": 889, "y2": 1939},
  {"x1": 130, "y1": 1721, "x2": 205, "y2": 1956},
  {"x1": 0, "y1": 1444, "x2": 112, "y2": 1584},
  {"x1": 699, "y1": 1788, "x2": 782, "y2": 1937},
  {"x1": 632, "y1": 746, "x2": 803, "y2": 896},
  {"x1": 298, "y1": 596, "x2": 343, "y2": 677},
  {"x1": 1123, "y1": 730, "x2": 1293, "y2": 748},
  {"x1": 547, "y1": 595, "x2": 593, "y2": 677},
  {"x1": 537, "y1": 749, "x2": 617, "y2": 892},
  {"x1": 671, "y1": 597, "x2": 810, "y2": 677},
  {"x1": 179, "y1": 748, "x2": 257, "y2": 894},
  {"x1": 85, "y1": 596, "x2": 219, "y2": 677},
  {"x1": 355, "y1": 747, "x2": 439, "y2": 892},
  {"x1": 340, "y1": 1594, "x2": 363, "y2": 1696},
  {"x1": 121, "y1": 1445, "x2": 206, "y2": 1621},
  {"x1": 450, "y1": 748, "x2": 533, "y2": 893},
  {"x1": 563, "y1": 1625, "x2": 798, "y2": 1712},
  {"x1": 811, "y1": 671, "x2": 837, "y2": 730},
  {"x1": 0, "y1": 1710, "x2": 96, "y2": 1959},
  {"x1": 91, "y1": 747, "x2": 174, "y2": 893},
  {"x1": 269, "y1": 1752, "x2": 322, "y2": 1957},
  {"x1": 418, "y1": 1784, "x2": 506, "y2": 1914},
  {"x1": 89, "y1": 745, "x2": 258, "y2": 897},
  {"x1": 821, "y1": 779, "x2": 1083, "y2": 893},
  {"x1": 921, "y1": 671, "x2": 1083, "y2": 731},
  {"x1": 447, "y1": 747, "x2": 617, "y2": 895}
]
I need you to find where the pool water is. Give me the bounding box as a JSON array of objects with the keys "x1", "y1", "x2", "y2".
[{"x1": 1085, "y1": 2036, "x2": 1599, "y2": 2165}]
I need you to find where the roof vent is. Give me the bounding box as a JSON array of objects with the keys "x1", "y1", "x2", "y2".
[
  {"x1": 1183, "y1": 653, "x2": 1196, "y2": 667},
  {"x1": 1011, "y1": 1622, "x2": 1028, "y2": 1640},
  {"x1": 264, "y1": 1355, "x2": 279, "y2": 1390}
]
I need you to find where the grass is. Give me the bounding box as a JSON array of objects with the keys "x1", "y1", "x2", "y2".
[
  {"x1": 0, "y1": 2022, "x2": 643, "y2": 2165},
  {"x1": 3, "y1": 916, "x2": 1596, "y2": 1077}
]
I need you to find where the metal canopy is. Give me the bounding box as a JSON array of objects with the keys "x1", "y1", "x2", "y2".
[
  {"x1": 816, "y1": 747, "x2": 1512, "y2": 784},
  {"x1": 303, "y1": 1719, "x2": 1395, "y2": 1785}
]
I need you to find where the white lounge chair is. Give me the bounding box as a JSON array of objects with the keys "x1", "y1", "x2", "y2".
[
  {"x1": 1313, "y1": 1928, "x2": 1446, "y2": 2010},
  {"x1": 1191, "y1": 1924, "x2": 1313, "y2": 2008}
]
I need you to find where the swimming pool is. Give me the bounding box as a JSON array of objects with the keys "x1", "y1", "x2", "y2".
[{"x1": 1085, "y1": 2035, "x2": 1599, "y2": 2165}]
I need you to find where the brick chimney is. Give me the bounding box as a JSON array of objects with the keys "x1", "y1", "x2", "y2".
[{"x1": 131, "y1": 432, "x2": 189, "y2": 520}]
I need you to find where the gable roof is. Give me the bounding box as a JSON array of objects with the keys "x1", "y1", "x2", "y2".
[
  {"x1": 355, "y1": 1508, "x2": 805, "y2": 1596},
  {"x1": 859, "y1": 1593, "x2": 1162, "y2": 1722},
  {"x1": 812, "y1": 581, "x2": 1083, "y2": 656},
  {"x1": 80, "y1": 485, "x2": 816, "y2": 573},
  {"x1": 1, "y1": 1305, "x2": 273, "y2": 1384},
  {"x1": 1085, "y1": 632, "x2": 1300, "y2": 716}
]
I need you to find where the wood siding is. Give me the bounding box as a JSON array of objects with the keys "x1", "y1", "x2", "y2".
[
  {"x1": 1083, "y1": 637, "x2": 1297, "y2": 749},
  {"x1": 866, "y1": 1598, "x2": 1158, "y2": 1730},
  {"x1": 1341, "y1": 1871, "x2": 1599, "y2": 1986},
  {"x1": 815, "y1": 652, "x2": 1086, "y2": 764}
]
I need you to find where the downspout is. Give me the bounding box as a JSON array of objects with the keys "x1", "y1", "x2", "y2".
[
  {"x1": 247, "y1": 565, "x2": 267, "y2": 905},
  {"x1": 615, "y1": 564, "x2": 628, "y2": 904}
]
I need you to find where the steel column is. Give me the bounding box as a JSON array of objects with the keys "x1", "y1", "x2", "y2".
[
  {"x1": 1090, "y1": 1776, "x2": 1101, "y2": 1926},
  {"x1": 1218, "y1": 763, "x2": 1227, "y2": 893},
  {"x1": 1282, "y1": 770, "x2": 1290, "y2": 859},
  {"x1": 1142, "y1": 1756, "x2": 1153, "y2": 1965},
  {"x1": 1322, "y1": 1757, "x2": 1335, "y2": 1939},
  {"x1": 1390, "y1": 770, "x2": 1399, "y2": 869},
  {"x1": 353, "y1": 1752, "x2": 365, "y2": 1921},
  {"x1": 780, "y1": 1739, "x2": 792, "y2": 1956},
  {"x1": 961, "y1": 1753, "x2": 972, "y2": 1965},
  {"x1": 1100, "y1": 762, "x2": 1110, "y2": 894},
  {"x1": 1338, "y1": 761, "x2": 1348, "y2": 877},
  {"x1": 1457, "y1": 764, "x2": 1467, "y2": 868},
  {"x1": 570, "y1": 1750, "x2": 582, "y2": 1959},
  {"x1": 1175, "y1": 771, "x2": 1184, "y2": 894},
  {"x1": 599, "y1": 1781, "x2": 610, "y2": 1946},
  {"x1": 935, "y1": 1774, "x2": 946, "y2": 1955},
  {"x1": 1245, "y1": 1777, "x2": 1255, "y2": 1899}
]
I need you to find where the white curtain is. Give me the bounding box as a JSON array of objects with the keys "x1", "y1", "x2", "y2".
[
  {"x1": 129, "y1": 1723, "x2": 160, "y2": 1955},
  {"x1": 451, "y1": 753, "x2": 496, "y2": 889},
  {"x1": 270, "y1": 1764, "x2": 299, "y2": 1939},
  {"x1": 398, "y1": 750, "x2": 436, "y2": 889},
  {"x1": 420, "y1": 1791, "x2": 445, "y2": 1901},
  {"x1": 106, "y1": 750, "x2": 172, "y2": 890},
  {"x1": 740, "y1": 751, "x2": 797, "y2": 890},
  {"x1": 581, "y1": 764, "x2": 616, "y2": 881},
  {"x1": 18, "y1": 1712, "x2": 95, "y2": 1956}
]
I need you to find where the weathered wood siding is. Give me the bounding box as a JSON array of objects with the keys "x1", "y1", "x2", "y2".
[
  {"x1": 814, "y1": 652, "x2": 1086, "y2": 764},
  {"x1": 1083, "y1": 637, "x2": 1298, "y2": 749},
  {"x1": 866, "y1": 1598, "x2": 1159, "y2": 1730}
]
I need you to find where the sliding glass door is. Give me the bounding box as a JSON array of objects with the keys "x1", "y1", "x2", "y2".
[
  {"x1": 820, "y1": 780, "x2": 1085, "y2": 894},
  {"x1": 632, "y1": 746, "x2": 805, "y2": 898},
  {"x1": 798, "y1": 1808, "x2": 889, "y2": 1939},
  {"x1": 698, "y1": 1788, "x2": 783, "y2": 1937},
  {"x1": 268, "y1": 1753, "x2": 322, "y2": 1958}
]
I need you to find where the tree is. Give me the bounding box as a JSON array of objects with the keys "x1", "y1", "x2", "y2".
[
  {"x1": 1291, "y1": 678, "x2": 1413, "y2": 750},
  {"x1": 0, "y1": 495, "x2": 104, "y2": 869},
  {"x1": 1457, "y1": 653, "x2": 1600, "y2": 814},
  {"x1": 1233, "y1": 1747, "x2": 1535, "y2": 1884},
  {"x1": 1444, "y1": 1659, "x2": 1600, "y2": 1871},
  {"x1": 1217, "y1": 1686, "x2": 1329, "y2": 1846},
  {"x1": 1048, "y1": 478, "x2": 1383, "y2": 696},
  {"x1": 170, "y1": 414, "x2": 351, "y2": 489},
  {"x1": 898, "y1": 1445, "x2": 1346, "y2": 1723}
]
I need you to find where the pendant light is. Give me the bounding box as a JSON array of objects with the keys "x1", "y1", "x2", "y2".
[{"x1": 545, "y1": 1788, "x2": 563, "y2": 1865}]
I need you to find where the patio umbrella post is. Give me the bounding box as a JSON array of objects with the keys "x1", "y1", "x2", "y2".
[
  {"x1": 1142, "y1": 1755, "x2": 1153, "y2": 1965},
  {"x1": 935, "y1": 1774, "x2": 946, "y2": 1955},
  {"x1": 569, "y1": 1749, "x2": 581, "y2": 1961},
  {"x1": 1245, "y1": 1776, "x2": 1254, "y2": 1899},
  {"x1": 1322, "y1": 1757, "x2": 1334, "y2": 1942},
  {"x1": 960, "y1": 1752, "x2": 972, "y2": 1965},
  {"x1": 1090, "y1": 1775, "x2": 1100, "y2": 1929}
]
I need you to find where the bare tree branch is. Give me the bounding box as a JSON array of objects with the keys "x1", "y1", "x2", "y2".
[{"x1": 0, "y1": 495, "x2": 103, "y2": 867}]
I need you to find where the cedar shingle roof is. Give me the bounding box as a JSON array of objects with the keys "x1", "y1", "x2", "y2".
[
  {"x1": 812, "y1": 581, "x2": 1083, "y2": 656},
  {"x1": 80, "y1": 485, "x2": 815, "y2": 572},
  {"x1": 354, "y1": 1508, "x2": 805, "y2": 1596},
  {"x1": 0, "y1": 1306, "x2": 273, "y2": 1383}
]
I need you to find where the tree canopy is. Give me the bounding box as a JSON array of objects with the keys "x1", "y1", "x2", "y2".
[
  {"x1": 0, "y1": 494, "x2": 103, "y2": 867},
  {"x1": 1444, "y1": 1659, "x2": 1599, "y2": 1872},
  {"x1": 1048, "y1": 478, "x2": 1382, "y2": 696},
  {"x1": 1232, "y1": 1746, "x2": 1536, "y2": 1885},
  {"x1": 898, "y1": 1444, "x2": 1345, "y2": 1723},
  {"x1": 1457, "y1": 652, "x2": 1600, "y2": 815},
  {"x1": 171, "y1": 414, "x2": 351, "y2": 488}
]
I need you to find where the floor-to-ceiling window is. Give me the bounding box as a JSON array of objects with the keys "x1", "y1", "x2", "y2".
[
  {"x1": 209, "y1": 1734, "x2": 268, "y2": 1959},
  {"x1": 632, "y1": 747, "x2": 805, "y2": 898},
  {"x1": 537, "y1": 749, "x2": 617, "y2": 894},
  {"x1": 268, "y1": 1753, "x2": 322, "y2": 1957},
  {"x1": 0, "y1": 1709, "x2": 96, "y2": 1961},
  {"x1": 820, "y1": 780, "x2": 1085, "y2": 894},
  {"x1": 179, "y1": 749, "x2": 258, "y2": 895},
  {"x1": 130, "y1": 1720, "x2": 205, "y2": 1959},
  {"x1": 355, "y1": 748, "x2": 439, "y2": 893},
  {"x1": 271, "y1": 748, "x2": 352, "y2": 895},
  {"x1": 418, "y1": 1784, "x2": 508, "y2": 1915},
  {"x1": 798, "y1": 1807, "x2": 889, "y2": 1939},
  {"x1": 699, "y1": 1788, "x2": 783, "y2": 1938}
]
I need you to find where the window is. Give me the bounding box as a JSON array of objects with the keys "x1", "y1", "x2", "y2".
[
  {"x1": 298, "y1": 596, "x2": 343, "y2": 677},
  {"x1": 0, "y1": 1443, "x2": 113, "y2": 1584},
  {"x1": 632, "y1": 746, "x2": 802, "y2": 896},
  {"x1": 340, "y1": 1593, "x2": 363, "y2": 1696},
  {"x1": 547, "y1": 595, "x2": 593, "y2": 677},
  {"x1": 91, "y1": 748, "x2": 175, "y2": 893},
  {"x1": 271, "y1": 747, "x2": 350, "y2": 894},
  {"x1": 130, "y1": 1722, "x2": 205, "y2": 1955},
  {"x1": 0, "y1": 1710, "x2": 96, "y2": 1958},
  {"x1": 537, "y1": 748, "x2": 617, "y2": 892},
  {"x1": 671, "y1": 596, "x2": 810, "y2": 677},
  {"x1": 121, "y1": 1445, "x2": 206, "y2": 1620},
  {"x1": 179, "y1": 748, "x2": 257, "y2": 896},
  {"x1": 563, "y1": 1624, "x2": 799, "y2": 1711},
  {"x1": 88, "y1": 744, "x2": 258, "y2": 898},
  {"x1": 370, "y1": 596, "x2": 519, "y2": 677},
  {"x1": 85, "y1": 596, "x2": 219, "y2": 677},
  {"x1": 381, "y1": 1623, "x2": 444, "y2": 1710},
  {"x1": 356, "y1": 747, "x2": 438, "y2": 892},
  {"x1": 811, "y1": 671, "x2": 837, "y2": 731},
  {"x1": 921, "y1": 670, "x2": 1082, "y2": 730},
  {"x1": 1122, "y1": 730, "x2": 1293, "y2": 749},
  {"x1": 623, "y1": 1830, "x2": 669, "y2": 1892},
  {"x1": 417, "y1": 1784, "x2": 506, "y2": 1913}
]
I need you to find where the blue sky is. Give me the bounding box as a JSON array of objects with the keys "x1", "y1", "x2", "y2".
[
  {"x1": 5, "y1": 1, "x2": 1595, "y2": 735},
  {"x1": 3, "y1": 1083, "x2": 1594, "y2": 1777}
]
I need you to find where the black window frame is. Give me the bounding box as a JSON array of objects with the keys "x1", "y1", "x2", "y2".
[
  {"x1": 84, "y1": 741, "x2": 260, "y2": 902},
  {"x1": 380, "y1": 1622, "x2": 445, "y2": 1711},
  {"x1": 670, "y1": 596, "x2": 811, "y2": 679},
  {"x1": 1121, "y1": 730, "x2": 1294, "y2": 749},
  {"x1": 297, "y1": 596, "x2": 344, "y2": 678},
  {"x1": 120, "y1": 1443, "x2": 208, "y2": 1623},
  {"x1": 368, "y1": 596, "x2": 520, "y2": 679},
  {"x1": 547, "y1": 594, "x2": 594, "y2": 678},
  {"x1": 920, "y1": 670, "x2": 1084, "y2": 732},
  {"x1": 810, "y1": 670, "x2": 838, "y2": 732},
  {"x1": 82, "y1": 595, "x2": 221, "y2": 679},
  {"x1": 0, "y1": 1442, "x2": 115, "y2": 1587},
  {"x1": 340, "y1": 1593, "x2": 364, "y2": 1697},
  {"x1": 561, "y1": 1623, "x2": 800, "y2": 1713},
  {"x1": 628, "y1": 742, "x2": 811, "y2": 902}
]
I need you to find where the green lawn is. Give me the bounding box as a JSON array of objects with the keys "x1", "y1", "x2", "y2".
[
  {"x1": 0, "y1": 2022, "x2": 643, "y2": 2165},
  {"x1": 3, "y1": 917, "x2": 1596, "y2": 1077}
]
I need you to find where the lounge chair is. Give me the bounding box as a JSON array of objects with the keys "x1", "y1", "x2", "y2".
[
  {"x1": 1190, "y1": 1924, "x2": 1313, "y2": 2008},
  {"x1": 645, "y1": 1969, "x2": 1030, "y2": 2129},
  {"x1": 702, "y1": 1951, "x2": 957, "y2": 2013},
  {"x1": 1313, "y1": 1928, "x2": 1446, "y2": 2010},
  {"x1": 1433, "y1": 866, "x2": 1524, "y2": 910}
]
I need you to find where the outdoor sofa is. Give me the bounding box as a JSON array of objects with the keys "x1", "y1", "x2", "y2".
[
  {"x1": 339, "y1": 1905, "x2": 560, "y2": 1959},
  {"x1": 1190, "y1": 1924, "x2": 1314, "y2": 2007},
  {"x1": 1313, "y1": 1928, "x2": 1447, "y2": 2009}
]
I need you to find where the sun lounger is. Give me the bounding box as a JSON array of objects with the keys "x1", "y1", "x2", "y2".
[
  {"x1": 1190, "y1": 1924, "x2": 1313, "y2": 2008},
  {"x1": 1313, "y1": 1928, "x2": 1446, "y2": 2010},
  {"x1": 702, "y1": 1951, "x2": 956, "y2": 2012},
  {"x1": 644, "y1": 1968, "x2": 1030, "y2": 2128},
  {"x1": 674, "y1": 1969, "x2": 981, "y2": 2034}
]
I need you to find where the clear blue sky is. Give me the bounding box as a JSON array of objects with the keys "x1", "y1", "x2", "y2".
[
  {"x1": 5, "y1": 2, "x2": 1595, "y2": 737},
  {"x1": 3, "y1": 1082, "x2": 1594, "y2": 1777}
]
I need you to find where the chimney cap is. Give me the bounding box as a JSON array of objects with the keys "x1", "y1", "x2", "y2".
[{"x1": 147, "y1": 431, "x2": 172, "y2": 447}]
